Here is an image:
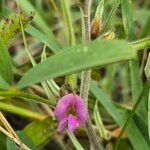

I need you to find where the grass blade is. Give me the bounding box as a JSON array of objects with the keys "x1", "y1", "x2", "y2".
[
  {"x1": 90, "y1": 80, "x2": 150, "y2": 150},
  {"x1": 114, "y1": 81, "x2": 150, "y2": 150},
  {"x1": 0, "y1": 39, "x2": 13, "y2": 84},
  {"x1": 102, "y1": 0, "x2": 121, "y2": 32}
]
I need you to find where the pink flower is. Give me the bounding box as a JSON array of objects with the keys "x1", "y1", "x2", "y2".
[{"x1": 54, "y1": 93, "x2": 87, "y2": 133}]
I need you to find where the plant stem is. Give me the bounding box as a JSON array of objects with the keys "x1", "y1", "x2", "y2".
[
  {"x1": 0, "y1": 90, "x2": 55, "y2": 107},
  {"x1": 0, "y1": 126, "x2": 30, "y2": 150},
  {"x1": 0, "y1": 111, "x2": 19, "y2": 139},
  {"x1": 67, "y1": 131, "x2": 85, "y2": 150},
  {"x1": 79, "y1": 0, "x2": 103, "y2": 149},
  {"x1": 0, "y1": 102, "x2": 46, "y2": 120},
  {"x1": 0, "y1": 111, "x2": 30, "y2": 149},
  {"x1": 131, "y1": 37, "x2": 150, "y2": 51}
]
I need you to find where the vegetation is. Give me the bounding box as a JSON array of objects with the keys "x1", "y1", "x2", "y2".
[{"x1": 0, "y1": 0, "x2": 150, "y2": 149}]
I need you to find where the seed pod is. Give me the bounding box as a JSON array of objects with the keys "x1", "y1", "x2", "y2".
[{"x1": 91, "y1": 19, "x2": 102, "y2": 39}]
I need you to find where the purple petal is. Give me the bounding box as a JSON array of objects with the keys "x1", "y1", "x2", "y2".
[
  {"x1": 57, "y1": 117, "x2": 68, "y2": 132},
  {"x1": 74, "y1": 95, "x2": 87, "y2": 125},
  {"x1": 54, "y1": 94, "x2": 74, "y2": 121},
  {"x1": 68, "y1": 114, "x2": 77, "y2": 133}
]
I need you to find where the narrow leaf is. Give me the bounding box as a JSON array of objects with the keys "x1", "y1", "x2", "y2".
[
  {"x1": 148, "y1": 91, "x2": 150, "y2": 138},
  {"x1": 121, "y1": 0, "x2": 143, "y2": 105},
  {"x1": 102, "y1": 0, "x2": 121, "y2": 32},
  {"x1": 67, "y1": 132, "x2": 85, "y2": 150},
  {"x1": 145, "y1": 53, "x2": 150, "y2": 79},
  {"x1": 18, "y1": 39, "x2": 136, "y2": 88},
  {"x1": 0, "y1": 74, "x2": 10, "y2": 89},
  {"x1": 25, "y1": 25, "x2": 61, "y2": 53},
  {"x1": 0, "y1": 39, "x2": 12, "y2": 84},
  {"x1": 94, "y1": 101, "x2": 107, "y2": 139},
  {"x1": 90, "y1": 80, "x2": 150, "y2": 150}
]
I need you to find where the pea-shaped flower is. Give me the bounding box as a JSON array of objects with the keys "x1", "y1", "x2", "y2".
[{"x1": 54, "y1": 93, "x2": 87, "y2": 133}]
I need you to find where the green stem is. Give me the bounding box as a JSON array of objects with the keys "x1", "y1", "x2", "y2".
[
  {"x1": 0, "y1": 90, "x2": 55, "y2": 107},
  {"x1": 67, "y1": 131, "x2": 85, "y2": 150},
  {"x1": 114, "y1": 81, "x2": 150, "y2": 150},
  {"x1": 61, "y1": 0, "x2": 75, "y2": 46},
  {"x1": 0, "y1": 102, "x2": 47, "y2": 120},
  {"x1": 131, "y1": 37, "x2": 150, "y2": 50}
]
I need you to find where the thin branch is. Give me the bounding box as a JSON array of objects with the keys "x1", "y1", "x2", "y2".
[
  {"x1": 0, "y1": 126, "x2": 30, "y2": 150},
  {"x1": 0, "y1": 111, "x2": 19, "y2": 139}
]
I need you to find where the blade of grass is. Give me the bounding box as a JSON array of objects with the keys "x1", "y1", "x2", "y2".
[
  {"x1": 25, "y1": 25, "x2": 61, "y2": 52},
  {"x1": 0, "y1": 102, "x2": 46, "y2": 121},
  {"x1": 114, "y1": 81, "x2": 150, "y2": 150},
  {"x1": 102, "y1": 0, "x2": 121, "y2": 33},
  {"x1": 90, "y1": 80, "x2": 150, "y2": 150},
  {"x1": 0, "y1": 74, "x2": 10, "y2": 90},
  {"x1": 0, "y1": 0, "x2": 2, "y2": 19},
  {"x1": 0, "y1": 90, "x2": 55, "y2": 106},
  {"x1": 121, "y1": 0, "x2": 144, "y2": 106},
  {"x1": 148, "y1": 91, "x2": 150, "y2": 138},
  {"x1": 60, "y1": 0, "x2": 75, "y2": 46},
  {"x1": 144, "y1": 53, "x2": 150, "y2": 79},
  {"x1": 94, "y1": 101, "x2": 107, "y2": 139},
  {"x1": 67, "y1": 132, "x2": 85, "y2": 150},
  {"x1": 0, "y1": 39, "x2": 13, "y2": 84}
]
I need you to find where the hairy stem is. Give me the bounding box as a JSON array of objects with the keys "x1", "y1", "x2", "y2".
[{"x1": 79, "y1": 0, "x2": 103, "y2": 149}]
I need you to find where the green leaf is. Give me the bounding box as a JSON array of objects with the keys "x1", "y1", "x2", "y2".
[
  {"x1": 60, "y1": 0, "x2": 75, "y2": 46},
  {"x1": 148, "y1": 92, "x2": 150, "y2": 138},
  {"x1": 145, "y1": 53, "x2": 150, "y2": 79},
  {"x1": 17, "y1": 0, "x2": 59, "y2": 49},
  {"x1": 0, "y1": 133, "x2": 6, "y2": 150},
  {"x1": 0, "y1": 74, "x2": 10, "y2": 89},
  {"x1": 114, "y1": 81, "x2": 150, "y2": 149},
  {"x1": 94, "y1": 0, "x2": 104, "y2": 22},
  {"x1": 67, "y1": 132, "x2": 85, "y2": 150},
  {"x1": 121, "y1": 0, "x2": 143, "y2": 105},
  {"x1": 18, "y1": 39, "x2": 136, "y2": 88},
  {"x1": 0, "y1": 39, "x2": 12, "y2": 84},
  {"x1": 94, "y1": 101, "x2": 107, "y2": 139},
  {"x1": 0, "y1": 12, "x2": 33, "y2": 45},
  {"x1": 90, "y1": 80, "x2": 150, "y2": 150},
  {"x1": 25, "y1": 25, "x2": 61, "y2": 53},
  {"x1": 23, "y1": 117, "x2": 56, "y2": 146},
  {"x1": 0, "y1": 0, "x2": 2, "y2": 19},
  {"x1": 102, "y1": 0, "x2": 121, "y2": 32},
  {"x1": 6, "y1": 131, "x2": 36, "y2": 150}
]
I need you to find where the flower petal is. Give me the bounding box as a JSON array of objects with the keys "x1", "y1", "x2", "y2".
[
  {"x1": 54, "y1": 93, "x2": 74, "y2": 121},
  {"x1": 74, "y1": 95, "x2": 87, "y2": 125},
  {"x1": 68, "y1": 114, "x2": 77, "y2": 133},
  {"x1": 57, "y1": 117, "x2": 68, "y2": 132}
]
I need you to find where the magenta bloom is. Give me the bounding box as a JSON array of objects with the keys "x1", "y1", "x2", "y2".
[{"x1": 54, "y1": 93, "x2": 87, "y2": 133}]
